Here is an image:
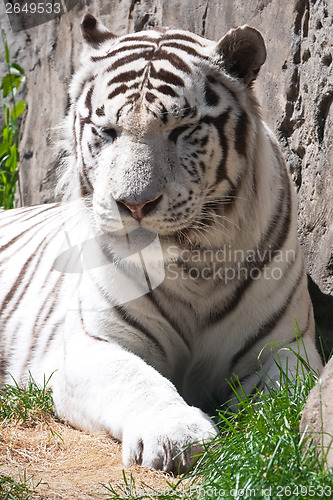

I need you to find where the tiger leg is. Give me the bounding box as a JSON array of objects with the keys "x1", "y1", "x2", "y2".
[
  {"x1": 259, "y1": 337, "x2": 323, "y2": 390},
  {"x1": 232, "y1": 337, "x2": 323, "y2": 401},
  {"x1": 51, "y1": 313, "x2": 216, "y2": 473}
]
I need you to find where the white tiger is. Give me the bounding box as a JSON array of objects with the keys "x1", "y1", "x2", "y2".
[{"x1": 0, "y1": 13, "x2": 322, "y2": 472}]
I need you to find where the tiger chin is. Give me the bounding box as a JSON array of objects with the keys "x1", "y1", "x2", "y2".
[{"x1": 0, "y1": 13, "x2": 322, "y2": 473}]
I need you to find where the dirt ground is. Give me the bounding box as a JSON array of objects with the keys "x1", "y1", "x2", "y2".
[{"x1": 0, "y1": 418, "x2": 183, "y2": 499}]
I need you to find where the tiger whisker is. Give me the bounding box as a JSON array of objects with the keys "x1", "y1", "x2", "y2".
[{"x1": 203, "y1": 194, "x2": 250, "y2": 204}]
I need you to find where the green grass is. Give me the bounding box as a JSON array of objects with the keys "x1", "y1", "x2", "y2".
[
  {"x1": 0, "y1": 374, "x2": 54, "y2": 425},
  {"x1": 193, "y1": 374, "x2": 333, "y2": 499},
  {"x1": 102, "y1": 356, "x2": 333, "y2": 500},
  {"x1": 0, "y1": 27, "x2": 26, "y2": 209},
  {"x1": 0, "y1": 375, "x2": 54, "y2": 499},
  {"x1": 0, "y1": 472, "x2": 41, "y2": 500}
]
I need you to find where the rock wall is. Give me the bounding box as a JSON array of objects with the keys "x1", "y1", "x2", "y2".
[
  {"x1": 0, "y1": 0, "x2": 332, "y2": 341},
  {"x1": 300, "y1": 356, "x2": 333, "y2": 468}
]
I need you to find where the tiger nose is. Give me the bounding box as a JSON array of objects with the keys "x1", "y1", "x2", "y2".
[{"x1": 116, "y1": 195, "x2": 163, "y2": 221}]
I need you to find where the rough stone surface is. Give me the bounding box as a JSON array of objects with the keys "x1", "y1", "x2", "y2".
[
  {"x1": 300, "y1": 358, "x2": 333, "y2": 468},
  {"x1": 0, "y1": 0, "x2": 332, "y2": 322}
]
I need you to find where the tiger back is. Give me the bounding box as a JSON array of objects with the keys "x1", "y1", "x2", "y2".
[{"x1": 0, "y1": 14, "x2": 322, "y2": 472}]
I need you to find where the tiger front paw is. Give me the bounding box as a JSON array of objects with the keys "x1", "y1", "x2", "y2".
[{"x1": 122, "y1": 405, "x2": 216, "y2": 473}]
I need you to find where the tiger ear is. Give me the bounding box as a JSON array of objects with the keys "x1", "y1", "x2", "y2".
[
  {"x1": 215, "y1": 25, "x2": 266, "y2": 85},
  {"x1": 81, "y1": 13, "x2": 116, "y2": 47}
]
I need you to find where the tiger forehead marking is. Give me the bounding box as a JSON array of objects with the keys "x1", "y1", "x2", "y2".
[{"x1": 88, "y1": 30, "x2": 214, "y2": 129}]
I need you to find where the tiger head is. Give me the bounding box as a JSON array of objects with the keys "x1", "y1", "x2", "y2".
[{"x1": 60, "y1": 13, "x2": 266, "y2": 244}]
